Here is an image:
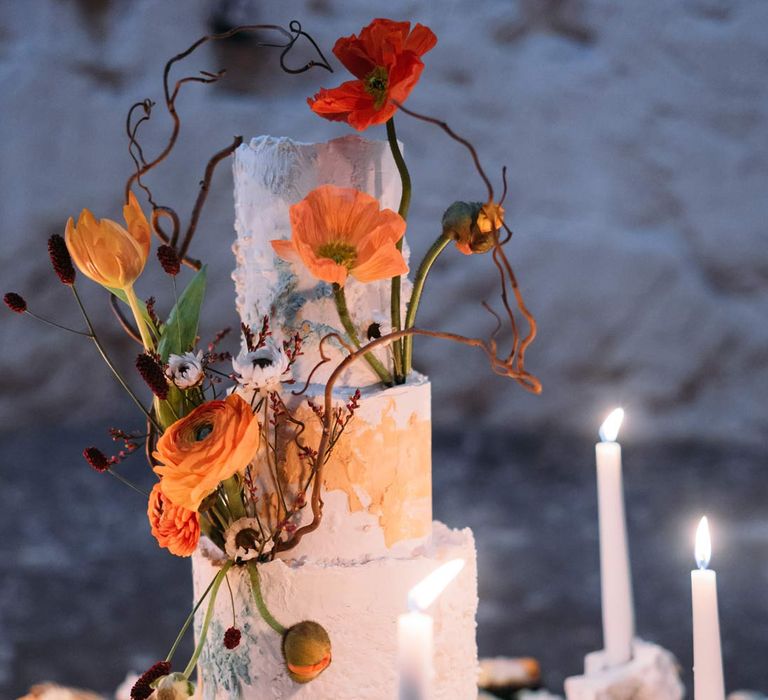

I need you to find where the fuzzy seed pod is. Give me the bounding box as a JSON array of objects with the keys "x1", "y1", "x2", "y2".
[
  {"x1": 136, "y1": 352, "x2": 169, "y2": 400},
  {"x1": 282, "y1": 620, "x2": 332, "y2": 684},
  {"x1": 157, "y1": 244, "x2": 181, "y2": 276},
  {"x1": 3, "y1": 292, "x2": 27, "y2": 313},
  {"x1": 83, "y1": 447, "x2": 110, "y2": 473},
  {"x1": 48, "y1": 234, "x2": 76, "y2": 285}
]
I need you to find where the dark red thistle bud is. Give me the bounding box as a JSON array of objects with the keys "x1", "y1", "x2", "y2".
[
  {"x1": 136, "y1": 353, "x2": 169, "y2": 400},
  {"x1": 157, "y1": 245, "x2": 181, "y2": 276},
  {"x1": 224, "y1": 626, "x2": 242, "y2": 649},
  {"x1": 83, "y1": 447, "x2": 110, "y2": 473},
  {"x1": 47, "y1": 234, "x2": 76, "y2": 285},
  {"x1": 3, "y1": 292, "x2": 27, "y2": 313},
  {"x1": 130, "y1": 660, "x2": 172, "y2": 700}
]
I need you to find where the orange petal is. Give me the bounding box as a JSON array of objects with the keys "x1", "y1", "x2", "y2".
[
  {"x1": 405, "y1": 24, "x2": 438, "y2": 56},
  {"x1": 271, "y1": 238, "x2": 299, "y2": 263},
  {"x1": 352, "y1": 243, "x2": 408, "y2": 283}
]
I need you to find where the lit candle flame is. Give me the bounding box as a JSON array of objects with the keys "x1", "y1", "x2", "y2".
[
  {"x1": 407, "y1": 559, "x2": 465, "y2": 613},
  {"x1": 599, "y1": 407, "x2": 625, "y2": 443},
  {"x1": 695, "y1": 516, "x2": 712, "y2": 570}
]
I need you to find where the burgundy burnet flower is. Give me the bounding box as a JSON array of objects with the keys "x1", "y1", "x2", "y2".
[
  {"x1": 83, "y1": 447, "x2": 110, "y2": 473},
  {"x1": 130, "y1": 660, "x2": 172, "y2": 700},
  {"x1": 157, "y1": 244, "x2": 181, "y2": 276},
  {"x1": 47, "y1": 234, "x2": 76, "y2": 285},
  {"x1": 224, "y1": 626, "x2": 242, "y2": 649},
  {"x1": 136, "y1": 352, "x2": 169, "y2": 400},
  {"x1": 3, "y1": 292, "x2": 27, "y2": 313}
]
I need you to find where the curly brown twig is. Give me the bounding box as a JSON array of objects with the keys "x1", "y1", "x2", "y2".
[
  {"x1": 392, "y1": 100, "x2": 494, "y2": 203},
  {"x1": 275, "y1": 325, "x2": 541, "y2": 554},
  {"x1": 291, "y1": 332, "x2": 357, "y2": 397},
  {"x1": 178, "y1": 135, "x2": 244, "y2": 260},
  {"x1": 123, "y1": 22, "x2": 331, "y2": 269}
]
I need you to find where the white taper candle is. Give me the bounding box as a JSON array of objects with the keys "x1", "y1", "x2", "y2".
[
  {"x1": 596, "y1": 408, "x2": 635, "y2": 667},
  {"x1": 692, "y1": 516, "x2": 725, "y2": 700}
]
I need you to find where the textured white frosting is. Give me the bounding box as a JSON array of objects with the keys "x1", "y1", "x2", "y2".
[
  {"x1": 232, "y1": 135, "x2": 412, "y2": 388},
  {"x1": 192, "y1": 523, "x2": 479, "y2": 700},
  {"x1": 278, "y1": 373, "x2": 432, "y2": 563}
]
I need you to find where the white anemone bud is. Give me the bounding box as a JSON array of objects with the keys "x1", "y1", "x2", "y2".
[
  {"x1": 164, "y1": 351, "x2": 205, "y2": 389},
  {"x1": 232, "y1": 341, "x2": 290, "y2": 393}
]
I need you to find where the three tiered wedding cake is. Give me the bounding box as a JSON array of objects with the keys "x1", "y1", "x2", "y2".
[{"x1": 191, "y1": 135, "x2": 480, "y2": 699}]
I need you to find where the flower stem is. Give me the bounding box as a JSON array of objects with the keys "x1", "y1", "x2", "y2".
[
  {"x1": 386, "y1": 117, "x2": 411, "y2": 384},
  {"x1": 124, "y1": 284, "x2": 155, "y2": 351},
  {"x1": 222, "y1": 476, "x2": 246, "y2": 521},
  {"x1": 166, "y1": 568, "x2": 221, "y2": 663},
  {"x1": 332, "y1": 284, "x2": 392, "y2": 385},
  {"x1": 183, "y1": 560, "x2": 233, "y2": 679},
  {"x1": 247, "y1": 561, "x2": 286, "y2": 635},
  {"x1": 71, "y1": 286, "x2": 161, "y2": 432},
  {"x1": 403, "y1": 233, "x2": 451, "y2": 373},
  {"x1": 106, "y1": 468, "x2": 149, "y2": 497},
  {"x1": 22, "y1": 310, "x2": 91, "y2": 336}
]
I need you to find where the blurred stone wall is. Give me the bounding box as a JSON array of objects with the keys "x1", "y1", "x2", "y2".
[{"x1": 1, "y1": 0, "x2": 767, "y2": 443}]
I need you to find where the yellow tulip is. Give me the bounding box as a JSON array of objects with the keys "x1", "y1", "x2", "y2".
[
  {"x1": 65, "y1": 191, "x2": 151, "y2": 291},
  {"x1": 65, "y1": 191, "x2": 154, "y2": 350}
]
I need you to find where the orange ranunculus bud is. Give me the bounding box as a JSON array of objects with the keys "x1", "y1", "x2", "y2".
[
  {"x1": 271, "y1": 184, "x2": 408, "y2": 286},
  {"x1": 64, "y1": 191, "x2": 151, "y2": 291},
  {"x1": 147, "y1": 482, "x2": 200, "y2": 557},
  {"x1": 153, "y1": 393, "x2": 261, "y2": 512}
]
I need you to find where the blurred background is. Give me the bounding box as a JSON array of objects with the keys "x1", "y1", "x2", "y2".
[{"x1": 1, "y1": 0, "x2": 767, "y2": 697}]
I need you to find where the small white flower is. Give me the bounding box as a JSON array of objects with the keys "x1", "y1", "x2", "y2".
[
  {"x1": 165, "y1": 351, "x2": 205, "y2": 389},
  {"x1": 233, "y1": 342, "x2": 291, "y2": 393},
  {"x1": 224, "y1": 517, "x2": 273, "y2": 562}
]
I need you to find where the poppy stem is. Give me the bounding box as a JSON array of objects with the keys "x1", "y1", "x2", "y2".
[
  {"x1": 332, "y1": 284, "x2": 392, "y2": 386},
  {"x1": 403, "y1": 232, "x2": 452, "y2": 373},
  {"x1": 165, "y1": 567, "x2": 221, "y2": 663},
  {"x1": 183, "y1": 560, "x2": 233, "y2": 678},
  {"x1": 247, "y1": 560, "x2": 287, "y2": 635},
  {"x1": 385, "y1": 117, "x2": 411, "y2": 384}
]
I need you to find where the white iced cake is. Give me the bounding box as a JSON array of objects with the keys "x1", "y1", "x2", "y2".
[{"x1": 192, "y1": 135, "x2": 479, "y2": 699}]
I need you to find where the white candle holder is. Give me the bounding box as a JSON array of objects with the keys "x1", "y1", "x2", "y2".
[{"x1": 564, "y1": 638, "x2": 684, "y2": 700}]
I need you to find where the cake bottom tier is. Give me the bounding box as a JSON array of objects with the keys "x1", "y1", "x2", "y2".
[{"x1": 192, "y1": 522, "x2": 479, "y2": 699}]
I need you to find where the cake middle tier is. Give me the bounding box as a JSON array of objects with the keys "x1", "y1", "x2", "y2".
[{"x1": 246, "y1": 375, "x2": 432, "y2": 563}]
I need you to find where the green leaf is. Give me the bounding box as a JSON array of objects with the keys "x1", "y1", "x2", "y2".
[{"x1": 157, "y1": 265, "x2": 207, "y2": 361}]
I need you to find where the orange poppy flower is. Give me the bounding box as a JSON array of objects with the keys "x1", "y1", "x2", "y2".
[
  {"x1": 271, "y1": 184, "x2": 408, "y2": 286},
  {"x1": 153, "y1": 393, "x2": 261, "y2": 511},
  {"x1": 147, "y1": 482, "x2": 200, "y2": 557},
  {"x1": 308, "y1": 18, "x2": 437, "y2": 131}
]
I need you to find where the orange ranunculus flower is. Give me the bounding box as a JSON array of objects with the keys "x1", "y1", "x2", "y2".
[
  {"x1": 153, "y1": 393, "x2": 261, "y2": 511},
  {"x1": 308, "y1": 18, "x2": 437, "y2": 131},
  {"x1": 65, "y1": 191, "x2": 151, "y2": 291},
  {"x1": 147, "y1": 482, "x2": 200, "y2": 557},
  {"x1": 271, "y1": 184, "x2": 408, "y2": 286}
]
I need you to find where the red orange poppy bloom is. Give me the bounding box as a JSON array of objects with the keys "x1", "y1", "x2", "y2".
[
  {"x1": 271, "y1": 184, "x2": 408, "y2": 286},
  {"x1": 308, "y1": 18, "x2": 437, "y2": 131}
]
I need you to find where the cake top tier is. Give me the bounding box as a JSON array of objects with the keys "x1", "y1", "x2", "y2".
[{"x1": 232, "y1": 135, "x2": 411, "y2": 388}]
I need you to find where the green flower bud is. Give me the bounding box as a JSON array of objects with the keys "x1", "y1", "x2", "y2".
[
  {"x1": 153, "y1": 672, "x2": 195, "y2": 700},
  {"x1": 442, "y1": 200, "x2": 505, "y2": 255},
  {"x1": 282, "y1": 620, "x2": 332, "y2": 684}
]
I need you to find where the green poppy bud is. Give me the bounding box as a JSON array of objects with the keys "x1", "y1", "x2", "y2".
[
  {"x1": 442, "y1": 200, "x2": 505, "y2": 255},
  {"x1": 282, "y1": 620, "x2": 332, "y2": 683},
  {"x1": 153, "y1": 672, "x2": 195, "y2": 700}
]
